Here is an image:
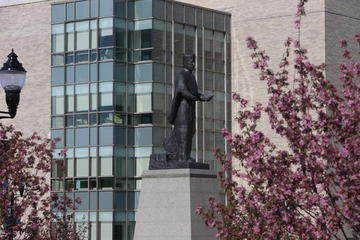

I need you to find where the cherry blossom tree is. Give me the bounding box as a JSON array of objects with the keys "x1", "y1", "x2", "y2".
[
  {"x1": 197, "y1": 1, "x2": 360, "y2": 239},
  {"x1": 0, "y1": 124, "x2": 84, "y2": 240}
]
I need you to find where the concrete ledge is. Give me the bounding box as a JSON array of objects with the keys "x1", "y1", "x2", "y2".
[{"x1": 142, "y1": 169, "x2": 217, "y2": 179}]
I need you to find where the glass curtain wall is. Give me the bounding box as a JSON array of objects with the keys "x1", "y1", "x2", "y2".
[{"x1": 51, "y1": 0, "x2": 231, "y2": 239}]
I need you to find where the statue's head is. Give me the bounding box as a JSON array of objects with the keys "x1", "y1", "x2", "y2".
[{"x1": 183, "y1": 54, "x2": 196, "y2": 71}]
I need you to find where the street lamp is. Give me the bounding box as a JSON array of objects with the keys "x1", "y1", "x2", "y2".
[
  {"x1": 0, "y1": 49, "x2": 26, "y2": 119},
  {"x1": 0, "y1": 49, "x2": 26, "y2": 239}
]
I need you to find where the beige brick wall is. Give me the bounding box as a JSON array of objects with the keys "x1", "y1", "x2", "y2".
[{"x1": 180, "y1": 0, "x2": 326, "y2": 147}]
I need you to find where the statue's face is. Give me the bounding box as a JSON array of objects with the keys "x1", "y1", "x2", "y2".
[{"x1": 184, "y1": 55, "x2": 195, "y2": 71}]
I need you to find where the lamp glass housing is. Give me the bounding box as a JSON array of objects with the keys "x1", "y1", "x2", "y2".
[{"x1": 0, "y1": 70, "x2": 26, "y2": 90}]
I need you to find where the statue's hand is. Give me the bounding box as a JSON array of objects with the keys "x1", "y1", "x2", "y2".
[{"x1": 200, "y1": 94, "x2": 213, "y2": 102}]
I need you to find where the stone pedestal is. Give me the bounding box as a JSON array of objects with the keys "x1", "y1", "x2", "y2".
[{"x1": 134, "y1": 169, "x2": 220, "y2": 240}]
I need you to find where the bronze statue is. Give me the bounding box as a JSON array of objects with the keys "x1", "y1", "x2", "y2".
[
  {"x1": 149, "y1": 54, "x2": 213, "y2": 170},
  {"x1": 164, "y1": 54, "x2": 213, "y2": 162}
]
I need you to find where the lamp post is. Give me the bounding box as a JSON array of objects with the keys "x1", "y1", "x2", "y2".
[
  {"x1": 0, "y1": 49, "x2": 26, "y2": 119},
  {"x1": 0, "y1": 49, "x2": 26, "y2": 239}
]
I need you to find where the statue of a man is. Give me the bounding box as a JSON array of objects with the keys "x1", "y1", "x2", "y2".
[{"x1": 163, "y1": 54, "x2": 213, "y2": 162}]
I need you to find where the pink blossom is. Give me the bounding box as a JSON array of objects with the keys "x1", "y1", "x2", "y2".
[
  {"x1": 197, "y1": 1, "x2": 360, "y2": 239},
  {"x1": 220, "y1": 128, "x2": 233, "y2": 142}
]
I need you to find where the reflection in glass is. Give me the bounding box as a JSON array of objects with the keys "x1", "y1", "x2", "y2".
[
  {"x1": 135, "y1": 83, "x2": 152, "y2": 113},
  {"x1": 99, "y1": 82, "x2": 113, "y2": 111},
  {"x1": 76, "y1": 0, "x2": 89, "y2": 20},
  {"x1": 100, "y1": 18, "x2": 114, "y2": 47},
  {"x1": 99, "y1": 126, "x2": 113, "y2": 145},
  {"x1": 203, "y1": 10, "x2": 213, "y2": 29},
  {"x1": 174, "y1": 24, "x2": 184, "y2": 65},
  {"x1": 153, "y1": 20, "x2": 165, "y2": 50},
  {"x1": 67, "y1": 3, "x2": 75, "y2": 20},
  {"x1": 75, "y1": 128, "x2": 89, "y2": 146},
  {"x1": 52, "y1": 24, "x2": 64, "y2": 53},
  {"x1": 51, "y1": 67, "x2": 64, "y2": 85},
  {"x1": 115, "y1": 83, "x2": 126, "y2": 111},
  {"x1": 99, "y1": 62, "x2": 113, "y2": 81},
  {"x1": 76, "y1": 21, "x2": 89, "y2": 50},
  {"x1": 90, "y1": 20, "x2": 98, "y2": 48},
  {"x1": 52, "y1": 86, "x2": 64, "y2": 115},
  {"x1": 66, "y1": 128, "x2": 74, "y2": 146},
  {"x1": 113, "y1": 127, "x2": 125, "y2": 146},
  {"x1": 185, "y1": 26, "x2": 195, "y2": 54},
  {"x1": 115, "y1": 148, "x2": 126, "y2": 176},
  {"x1": 214, "y1": 13, "x2": 225, "y2": 31},
  {"x1": 76, "y1": 114, "x2": 89, "y2": 126},
  {"x1": 90, "y1": 191, "x2": 97, "y2": 210},
  {"x1": 76, "y1": 51, "x2": 89, "y2": 63},
  {"x1": 204, "y1": 30, "x2": 213, "y2": 59},
  {"x1": 66, "y1": 53, "x2": 74, "y2": 64},
  {"x1": 66, "y1": 23, "x2": 75, "y2": 51},
  {"x1": 66, "y1": 66, "x2": 74, "y2": 84},
  {"x1": 185, "y1": 6, "x2": 195, "y2": 25},
  {"x1": 115, "y1": 19, "x2": 126, "y2": 48},
  {"x1": 128, "y1": 0, "x2": 152, "y2": 19},
  {"x1": 90, "y1": 0, "x2": 98, "y2": 17},
  {"x1": 173, "y1": 3, "x2": 184, "y2": 23},
  {"x1": 90, "y1": 178, "x2": 97, "y2": 189},
  {"x1": 100, "y1": 0, "x2": 113, "y2": 17},
  {"x1": 90, "y1": 127, "x2": 97, "y2": 146},
  {"x1": 66, "y1": 115, "x2": 74, "y2": 127},
  {"x1": 100, "y1": 222, "x2": 113, "y2": 239},
  {"x1": 128, "y1": 19, "x2": 152, "y2": 49},
  {"x1": 67, "y1": 158, "x2": 74, "y2": 177},
  {"x1": 99, "y1": 179, "x2": 114, "y2": 190},
  {"x1": 75, "y1": 179, "x2": 89, "y2": 190},
  {"x1": 75, "y1": 64, "x2": 89, "y2": 83},
  {"x1": 90, "y1": 83, "x2": 97, "y2": 111},
  {"x1": 100, "y1": 48, "x2": 114, "y2": 60},
  {"x1": 52, "y1": 116, "x2": 64, "y2": 128},
  {"x1": 52, "y1": 54, "x2": 64, "y2": 66},
  {"x1": 99, "y1": 112, "x2": 113, "y2": 125},
  {"x1": 66, "y1": 85, "x2": 74, "y2": 113},
  {"x1": 76, "y1": 158, "x2": 89, "y2": 177},
  {"x1": 52, "y1": 4, "x2": 65, "y2": 23},
  {"x1": 90, "y1": 63, "x2": 97, "y2": 82},
  {"x1": 214, "y1": 31, "x2": 225, "y2": 60},
  {"x1": 75, "y1": 84, "x2": 89, "y2": 112}
]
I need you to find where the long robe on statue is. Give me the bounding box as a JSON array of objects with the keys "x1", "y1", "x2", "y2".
[{"x1": 164, "y1": 70, "x2": 200, "y2": 162}]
